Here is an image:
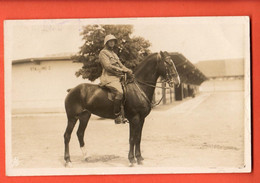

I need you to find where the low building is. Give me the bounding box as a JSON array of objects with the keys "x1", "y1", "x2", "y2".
[
  {"x1": 195, "y1": 59, "x2": 245, "y2": 92},
  {"x1": 195, "y1": 59, "x2": 244, "y2": 79},
  {"x1": 170, "y1": 52, "x2": 207, "y2": 101},
  {"x1": 12, "y1": 56, "x2": 92, "y2": 114}
]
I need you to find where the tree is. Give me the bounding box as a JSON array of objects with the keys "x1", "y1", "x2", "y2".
[{"x1": 73, "y1": 25, "x2": 151, "y2": 81}]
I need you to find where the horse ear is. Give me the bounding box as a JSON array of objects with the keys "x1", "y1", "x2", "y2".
[
  {"x1": 160, "y1": 51, "x2": 169, "y2": 59},
  {"x1": 159, "y1": 51, "x2": 164, "y2": 58}
]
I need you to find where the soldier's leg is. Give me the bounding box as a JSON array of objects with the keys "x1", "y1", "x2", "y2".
[{"x1": 106, "y1": 82, "x2": 124, "y2": 124}]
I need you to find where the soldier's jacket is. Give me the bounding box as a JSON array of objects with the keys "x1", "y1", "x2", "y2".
[{"x1": 99, "y1": 48, "x2": 127, "y2": 85}]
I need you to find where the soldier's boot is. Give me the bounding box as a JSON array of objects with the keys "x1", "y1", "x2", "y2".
[
  {"x1": 114, "y1": 99, "x2": 125, "y2": 124},
  {"x1": 120, "y1": 105, "x2": 129, "y2": 124}
]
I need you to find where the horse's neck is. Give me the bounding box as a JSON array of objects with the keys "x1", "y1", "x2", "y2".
[{"x1": 134, "y1": 56, "x2": 160, "y2": 102}]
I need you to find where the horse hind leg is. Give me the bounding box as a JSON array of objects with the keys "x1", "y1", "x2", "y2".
[
  {"x1": 77, "y1": 111, "x2": 91, "y2": 160},
  {"x1": 64, "y1": 116, "x2": 78, "y2": 167}
]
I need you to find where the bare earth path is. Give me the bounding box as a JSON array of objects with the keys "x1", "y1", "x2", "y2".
[{"x1": 11, "y1": 91, "x2": 245, "y2": 170}]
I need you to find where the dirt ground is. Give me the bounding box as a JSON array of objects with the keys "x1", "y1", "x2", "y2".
[{"x1": 11, "y1": 91, "x2": 246, "y2": 171}]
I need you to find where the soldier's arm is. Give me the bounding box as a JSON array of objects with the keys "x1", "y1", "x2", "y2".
[
  {"x1": 99, "y1": 51, "x2": 124, "y2": 74},
  {"x1": 117, "y1": 60, "x2": 133, "y2": 74}
]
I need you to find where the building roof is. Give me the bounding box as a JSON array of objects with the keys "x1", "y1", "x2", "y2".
[
  {"x1": 169, "y1": 52, "x2": 208, "y2": 85},
  {"x1": 12, "y1": 56, "x2": 72, "y2": 65},
  {"x1": 195, "y1": 59, "x2": 244, "y2": 78}
]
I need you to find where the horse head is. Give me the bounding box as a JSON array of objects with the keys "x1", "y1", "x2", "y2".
[{"x1": 158, "y1": 51, "x2": 181, "y2": 87}]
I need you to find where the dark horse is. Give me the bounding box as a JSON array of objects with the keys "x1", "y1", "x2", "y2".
[{"x1": 64, "y1": 51, "x2": 180, "y2": 167}]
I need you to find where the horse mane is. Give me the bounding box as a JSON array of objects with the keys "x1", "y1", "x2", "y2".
[{"x1": 134, "y1": 53, "x2": 158, "y2": 74}]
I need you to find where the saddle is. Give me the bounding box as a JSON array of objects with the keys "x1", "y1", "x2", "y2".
[
  {"x1": 98, "y1": 82, "x2": 128, "y2": 101},
  {"x1": 98, "y1": 84, "x2": 117, "y2": 101},
  {"x1": 98, "y1": 74, "x2": 133, "y2": 101}
]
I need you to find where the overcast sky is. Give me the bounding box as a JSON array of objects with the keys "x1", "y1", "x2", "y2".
[{"x1": 5, "y1": 17, "x2": 249, "y2": 63}]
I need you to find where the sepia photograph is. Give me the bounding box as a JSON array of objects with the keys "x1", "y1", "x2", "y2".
[{"x1": 4, "y1": 17, "x2": 251, "y2": 176}]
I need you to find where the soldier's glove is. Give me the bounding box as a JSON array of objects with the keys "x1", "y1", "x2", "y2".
[{"x1": 123, "y1": 68, "x2": 133, "y2": 74}]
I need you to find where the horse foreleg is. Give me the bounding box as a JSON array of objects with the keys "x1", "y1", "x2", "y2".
[
  {"x1": 64, "y1": 117, "x2": 77, "y2": 167},
  {"x1": 128, "y1": 122, "x2": 136, "y2": 166},
  {"x1": 128, "y1": 115, "x2": 143, "y2": 166},
  {"x1": 135, "y1": 118, "x2": 145, "y2": 165},
  {"x1": 77, "y1": 111, "x2": 91, "y2": 160}
]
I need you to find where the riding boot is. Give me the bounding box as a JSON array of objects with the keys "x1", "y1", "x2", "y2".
[
  {"x1": 114, "y1": 99, "x2": 124, "y2": 124},
  {"x1": 120, "y1": 105, "x2": 129, "y2": 123}
]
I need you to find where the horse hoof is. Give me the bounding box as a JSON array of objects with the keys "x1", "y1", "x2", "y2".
[
  {"x1": 65, "y1": 162, "x2": 73, "y2": 168},
  {"x1": 128, "y1": 158, "x2": 136, "y2": 167},
  {"x1": 137, "y1": 160, "x2": 143, "y2": 165},
  {"x1": 129, "y1": 159, "x2": 136, "y2": 164},
  {"x1": 80, "y1": 146, "x2": 88, "y2": 160},
  {"x1": 137, "y1": 156, "x2": 144, "y2": 161},
  {"x1": 129, "y1": 163, "x2": 135, "y2": 167}
]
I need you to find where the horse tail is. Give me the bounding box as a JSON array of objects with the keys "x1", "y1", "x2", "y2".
[{"x1": 65, "y1": 84, "x2": 85, "y2": 118}]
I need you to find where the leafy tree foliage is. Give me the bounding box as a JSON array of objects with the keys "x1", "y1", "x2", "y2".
[{"x1": 73, "y1": 25, "x2": 151, "y2": 81}]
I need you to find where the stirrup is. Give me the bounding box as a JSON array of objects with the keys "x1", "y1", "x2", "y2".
[
  {"x1": 114, "y1": 113, "x2": 128, "y2": 124},
  {"x1": 115, "y1": 114, "x2": 124, "y2": 124},
  {"x1": 122, "y1": 118, "x2": 129, "y2": 123}
]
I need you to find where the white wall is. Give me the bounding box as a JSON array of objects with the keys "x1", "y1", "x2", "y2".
[
  {"x1": 12, "y1": 60, "x2": 96, "y2": 113},
  {"x1": 199, "y1": 79, "x2": 244, "y2": 92}
]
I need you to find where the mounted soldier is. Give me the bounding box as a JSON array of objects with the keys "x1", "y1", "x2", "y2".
[
  {"x1": 99, "y1": 34, "x2": 133, "y2": 124},
  {"x1": 64, "y1": 49, "x2": 181, "y2": 167}
]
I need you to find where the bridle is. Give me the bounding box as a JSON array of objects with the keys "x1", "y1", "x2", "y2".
[
  {"x1": 133, "y1": 52, "x2": 180, "y2": 107},
  {"x1": 135, "y1": 52, "x2": 180, "y2": 89},
  {"x1": 161, "y1": 54, "x2": 181, "y2": 88}
]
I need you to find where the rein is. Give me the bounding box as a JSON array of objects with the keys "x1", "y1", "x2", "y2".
[
  {"x1": 135, "y1": 78, "x2": 174, "y2": 89},
  {"x1": 133, "y1": 79, "x2": 164, "y2": 107},
  {"x1": 125, "y1": 52, "x2": 179, "y2": 108}
]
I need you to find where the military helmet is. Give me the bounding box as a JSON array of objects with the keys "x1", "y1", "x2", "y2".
[{"x1": 104, "y1": 34, "x2": 117, "y2": 45}]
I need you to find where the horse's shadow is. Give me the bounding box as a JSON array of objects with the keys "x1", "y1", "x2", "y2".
[
  {"x1": 60, "y1": 154, "x2": 129, "y2": 167},
  {"x1": 84, "y1": 154, "x2": 121, "y2": 163}
]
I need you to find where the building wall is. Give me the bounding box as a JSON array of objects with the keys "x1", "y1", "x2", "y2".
[
  {"x1": 154, "y1": 86, "x2": 175, "y2": 105},
  {"x1": 195, "y1": 59, "x2": 244, "y2": 78},
  {"x1": 224, "y1": 59, "x2": 244, "y2": 76},
  {"x1": 12, "y1": 60, "x2": 94, "y2": 113},
  {"x1": 199, "y1": 78, "x2": 244, "y2": 92}
]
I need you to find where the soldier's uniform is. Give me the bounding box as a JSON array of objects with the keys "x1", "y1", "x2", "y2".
[
  {"x1": 99, "y1": 48, "x2": 125, "y2": 100},
  {"x1": 99, "y1": 34, "x2": 131, "y2": 124}
]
